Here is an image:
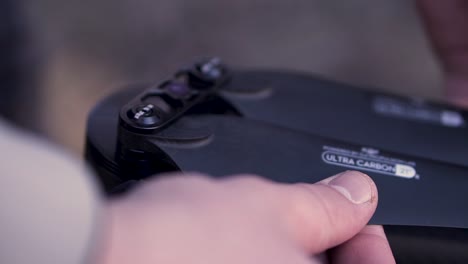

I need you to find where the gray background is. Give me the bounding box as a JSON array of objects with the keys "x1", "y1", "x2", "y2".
[{"x1": 23, "y1": 0, "x2": 442, "y2": 152}]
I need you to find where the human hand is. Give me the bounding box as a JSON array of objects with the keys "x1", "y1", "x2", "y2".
[
  {"x1": 417, "y1": 0, "x2": 468, "y2": 107},
  {"x1": 95, "y1": 171, "x2": 395, "y2": 264}
]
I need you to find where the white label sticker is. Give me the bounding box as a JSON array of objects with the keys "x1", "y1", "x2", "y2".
[
  {"x1": 322, "y1": 146, "x2": 419, "y2": 179},
  {"x1": 394, "y1": 164, "x2": 417, "y2": 179},
  {"x1": 441, "y1": 110, "x2": 464, "y2": 127}
]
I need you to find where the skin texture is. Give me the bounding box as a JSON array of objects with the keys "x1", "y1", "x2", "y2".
[
  {"x1": 93, "y1": 3, "x2": 468, "y2": 263},
  {"x1": 417, "y1": 0, "x2": 468, "y2": 107},
  {"x1": 95, "y1": 171, "x2": 395, "y2": 264}
]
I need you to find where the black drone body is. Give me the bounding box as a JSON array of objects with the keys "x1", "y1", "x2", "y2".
[{"x1": 86, "y1": 58, "x2": 468, "y2": 262}]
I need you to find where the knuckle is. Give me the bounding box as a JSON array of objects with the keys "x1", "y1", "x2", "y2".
[
  {"x1": 225, "y1": 173, "x2": 264, "y2": 181},
  {"x1": 221, "y1": 174, "x2": 274, "y2": 189},
  {"x1": 137, "y1": 172, "x2": 215, "y2": 194},
  {"x1": 286, "y1": 184, "x2": 319, "y2": 222},
  {"x1": 221, "y1": 174, "x2": 279, "y2": 206},
  {"x1": 284, "y1": 184, "x2": 334, "y2": 246},
  {"x1": 164, "y1": 172, "x2": 214, "y2": 184}
]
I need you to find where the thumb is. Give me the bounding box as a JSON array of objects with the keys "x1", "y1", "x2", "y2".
[{"x1": 281, "y1": 171, "x2": 378, "y2": 253}]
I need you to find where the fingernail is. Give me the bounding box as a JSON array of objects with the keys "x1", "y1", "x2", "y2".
[{"x1": 325, "y1": 171, "x2": 373, "y2": 204}]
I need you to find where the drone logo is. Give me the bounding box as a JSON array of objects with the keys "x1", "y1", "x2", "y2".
[{"x1": 361, "y1": 147, "x2": 379, "y2": 156}]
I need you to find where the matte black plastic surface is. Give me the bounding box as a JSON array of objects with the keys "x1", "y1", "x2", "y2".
[
  {"x1": 224, "y1": 71, "x2": 468, "y2": 168},
  {"x1": 86, "y1": 70, "x2": 468, "y2": 263}
]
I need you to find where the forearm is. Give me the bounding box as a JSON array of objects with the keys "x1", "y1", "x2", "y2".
[{"x1": 0, "y1": 120, "x2": 102, "y2": 264}]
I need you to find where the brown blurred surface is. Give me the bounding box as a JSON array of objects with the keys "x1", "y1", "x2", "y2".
[{"x1": 23, "y1": 0, "x2": 442, "y2": 153}]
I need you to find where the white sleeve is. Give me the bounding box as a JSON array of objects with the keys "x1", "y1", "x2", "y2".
[{"x1": 0, "y1": 120, "x2": 102, "y2": 264}]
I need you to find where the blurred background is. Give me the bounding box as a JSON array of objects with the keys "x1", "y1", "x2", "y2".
[{"x1": 4, "y1": 0, "x2": 442, "y2": 154}]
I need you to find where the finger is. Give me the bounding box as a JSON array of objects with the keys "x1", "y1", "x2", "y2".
[
  {"x1": 416, "y1": 0, "x2": 468, "y2": 105},
  {"x1": 278, "y1": 171, "x2": 378, "y2": 254},
  {"x1": 329, "y1": 225, "x2": 395, "y2": 264}
]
